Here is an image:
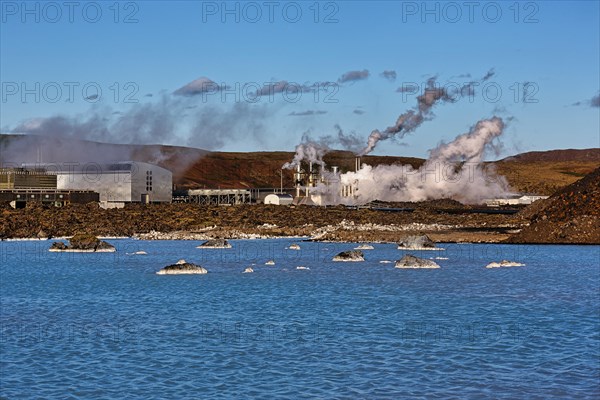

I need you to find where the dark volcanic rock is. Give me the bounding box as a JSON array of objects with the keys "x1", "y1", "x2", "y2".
[
  {"x1": 156, "y1": 259, "x2": 208, "y2": 275},
  {"x1": 197, "y1": 239, "x2": 232, "y2": 248},
  {"x1": 508, "y1": 167, "x2": 600, "y2": 244},
  {"x1": 49, "y1": 234, "x2": 116, "y2": 252},
  {"x1": 333, "y1": 250, "x2": 365, "y2": 262},
  {"x1": 395, "y1": 254, "x2": 440, "y2": 269},
  {"x1": 50, "y1": 242, "x2": 68, "y2": 251},
  {"x1": 398, "y1": 234, "x2": 437, "y2": 249}
]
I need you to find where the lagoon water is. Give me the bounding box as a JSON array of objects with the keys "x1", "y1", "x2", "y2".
[{"x1": 1, "y1": 239, "x2": 599, "y2": 399}]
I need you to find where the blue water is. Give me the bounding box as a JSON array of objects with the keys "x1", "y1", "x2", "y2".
[{"x1": 1, "y1": 239, "x2": 599, "y2": 399}]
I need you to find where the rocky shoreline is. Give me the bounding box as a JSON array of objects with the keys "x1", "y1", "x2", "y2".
[
  {"x1": 0, "y1": 219, "x2": 595, "y2": 245},
  {"x1": 1, "y1": 172, "x2": 598, "y2": 246}
]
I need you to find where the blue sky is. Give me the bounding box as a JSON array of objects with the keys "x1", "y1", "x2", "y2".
[{"x1": 1, "y1": 0, "x2": 599, "y2": 158}]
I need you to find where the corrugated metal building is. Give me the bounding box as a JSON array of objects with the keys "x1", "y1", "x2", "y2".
[
  {"x1": 0, "y1": 189, "x2": 99, "y2": 208},
  {"x1": 0, "y1": 168, "x2": 57, "y2": 189},
  {"x1": 22, "y1": 162, "x2": 172, "y2": 204}
]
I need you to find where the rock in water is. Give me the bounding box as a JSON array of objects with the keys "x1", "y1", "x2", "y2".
[
  {"x1": 50, "y1": 242, "x2": 68, "y2": 251},
  {"x1": 332, "y1": 250, "x2": 365, "y2": 262},
  {"x1": 395, "y1": 254, "x2": 440, "y2": 269},
  {"x1": 265, "y1": 260, "x2": 276, "y2": 265},
  {"x1": 354, "y1": 244, "x2": 375, "y2": 250},
  {"x1": 397, "y1": 235, "x2": 439, "y2": 250},
  {"x1": 156, "y1": 260, "x2": 208, "y2": 275},
  {"x1": 243, "y1": 267, "x2": 254, "y2": 273},
  {"x1": 197, "y1": 239, "x2": 232, "y2": 249},
  {"x1": 49, "y1": 234, "x2": 116, "y2": 253},
  {"x1": 288, "y1": 244, "x2": 301, "y2": 250},
  {"x1": 485, "y1": 260, "x2": 525, "y2": 268}
]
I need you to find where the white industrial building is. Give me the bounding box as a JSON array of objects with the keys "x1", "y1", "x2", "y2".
[
  {"x1": 264, "y1": 193, "x2": 294, "y2": 205},
  {"x1": 22, "y1": 161, "x2": 172, "y2": 205},
  {"x1": 484, "y1": 194, "x2": 548, "y2": 206}
]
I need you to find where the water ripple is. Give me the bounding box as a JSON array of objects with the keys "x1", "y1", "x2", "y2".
[{"x1": 1, "y1": 240, "x2": 598, "y2": 398}]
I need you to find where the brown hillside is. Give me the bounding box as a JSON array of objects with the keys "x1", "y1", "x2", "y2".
[
  {"x1": 172, "y1": 151, "x2": 425, "y2": 189},
  {"x1": 493, "y1": 161, "x2": 599, "y2": 195},
  {"x1": 501, "y1": 148, "x2": 600, "y2": 162},
  {"x1": 2, "y1": 134, "x2": 598, "y2": 194},
  {"x1": 507, "y1": 167, "x2": 600, "y2": 244}
]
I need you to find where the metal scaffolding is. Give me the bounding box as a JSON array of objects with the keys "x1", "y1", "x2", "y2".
[{"x1": 177, "y1": 189, "x2": 252, "y2": 205}]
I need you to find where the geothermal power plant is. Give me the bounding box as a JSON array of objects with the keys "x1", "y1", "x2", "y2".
[
  {"x1": 0, "y1": 156, "x2": 362, "y2": 208},
  {"x1": 0, "y1": 154, "x2": 547, "y2": 209},
  {"x1": 0, "y1": 75, "x2": 549, "y2": 209}
]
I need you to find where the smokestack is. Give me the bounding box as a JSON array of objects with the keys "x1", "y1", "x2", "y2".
[
  {"x1": 355, "y1": 157, "x2": 361, "y2": 172},
  {"x1": 332, "y1": 166, "x2": 338, "y2": 174},
  {"x1": 295, "y1": 164, "x2": 301, "y2": 197}
]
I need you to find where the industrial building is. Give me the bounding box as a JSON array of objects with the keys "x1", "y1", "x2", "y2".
[
  {"x1": 21, "y1": 161, "x2": 172, "y2": 206},
  {"x1": 0, "y1": 189, "x2": 99, "y2": 208},
  {"x1": 0, "y1": 167, "x2": 57, "y2": 189},
  {"x1": 0, "y1": 167, "x2": 99, "y2": 208},
  {"x1": 292, "y1": 157, "x2": 360, "y2": 205}
]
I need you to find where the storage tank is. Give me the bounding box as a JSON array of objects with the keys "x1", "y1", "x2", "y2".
[{"x1": 264, "y1": 193, "x2": 294, "y2": 205}]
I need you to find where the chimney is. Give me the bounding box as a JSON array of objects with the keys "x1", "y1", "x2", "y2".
[
  {"x1": 295, "y1": 164, "x2": 301, "y2": 197},
  {"x1": 355, "y1": 157, "x2": 361, "y2": 172}
]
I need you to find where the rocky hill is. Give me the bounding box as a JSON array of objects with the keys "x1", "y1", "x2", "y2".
[{"x1": 508, "y1": 167, "x2": 600, "y2": 244}]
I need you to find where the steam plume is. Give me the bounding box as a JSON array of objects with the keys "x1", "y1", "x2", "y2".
[
  {"x1": 380, "y1": 70, "x2": 397, "y2": 81},
  {"x1": 338, "y1": 70, "x2": 370, "y2": 84},
  {"x1": 360, "y1": 77, "x2": 451, "y2": 156},
  {"x1": 281, "y1": 125, "x2": 363, "y2": 170},
  {"x1": 359, "y1": 70, "x2": 495, "y2": 155},
  {"x1": 2, "y1": 95, "x2": 270, "y2": 178},
  {"x1": 315, "y1": 116, "x2": 510, "y2": 205},
  {"x1": 282, "y1": 133, "x2": 330, "y2": 170}
]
